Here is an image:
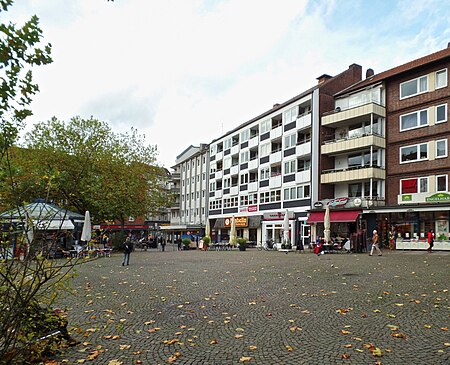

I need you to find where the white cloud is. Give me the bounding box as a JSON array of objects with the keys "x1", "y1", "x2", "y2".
[{"x1": 8, "y1": 0, "x2": 450, "y2": 167}]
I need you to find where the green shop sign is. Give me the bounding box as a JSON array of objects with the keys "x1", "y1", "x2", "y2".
[
  {"x1": 426, "y1": 193, "x2": 450, "y2": 202},
  {"x1": 401, "y1": 194, "x2": 412, "y2": 201}
]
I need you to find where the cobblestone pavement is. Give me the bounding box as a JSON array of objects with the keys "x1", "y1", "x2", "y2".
[{"x1": 54, "y1": 247, "x2": 449, "y2": 365}]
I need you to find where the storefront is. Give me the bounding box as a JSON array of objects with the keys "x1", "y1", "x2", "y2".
[
  {"x1": 261, "y1": 211, "x2": 295, "y2": 249},
  {"x1": 365, "y1": 205, "x2": 450, "y2": 251},
  {"x1": 212, "y1": 216, "x2": 261, "y2": 245}
]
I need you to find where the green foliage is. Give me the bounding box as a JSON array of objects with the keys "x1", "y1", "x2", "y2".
[
  {"x1": 202, "y1": 236, "x2": 211, "y2": 245},
  {"x1": 0, "y1": 116, "x2": 174, "y2": 223},
  {"x1": 0, "y1": 1, "x2": 52, "y2": 153},
  {"x1": 182, "y1": 238, "x2": 191, "y2": 247},
  {"x1": 236, "y1": 237, "x2": 247, "y2": 247}
]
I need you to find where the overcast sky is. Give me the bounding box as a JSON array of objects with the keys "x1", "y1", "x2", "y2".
[{"x1": 5, "y1": 0, "x2": 450, "y2": 168}]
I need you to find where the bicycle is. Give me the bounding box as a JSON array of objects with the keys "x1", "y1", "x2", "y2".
[{"x1": 258, "y1": 239, "x2": 276, "y2": 251}]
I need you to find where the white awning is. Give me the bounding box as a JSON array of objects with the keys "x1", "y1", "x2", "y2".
[{"x1": 35, "y1": 219, "x2": 75, "y2": 230}]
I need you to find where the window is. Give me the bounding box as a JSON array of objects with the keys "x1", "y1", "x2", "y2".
[
  {"x1": 436, "y1": 104, "x2": 447, "y2": 123},
  {"x1": 436, "y1": 175, "x2": 448, "y2": 192},
  {"x1": 260, "y1": 189, "x2": 281, "y2": 203},
  {"x1": 223, "y1": 197, "x2": 238, "y2": 208},
  {"x1": 400, "y1": 75, "x2": 428, "y2": 99},
  {"x1": 240, "y1": 173, "x2": 249, "y2": 185},
  {"x1": 436, "y1": 139, "x2": 448, "y2": 158},
  {"x1": 400, "y1": 143, "x2": 428, "y2": 163},
  {"x1": 348, "y1": 183, "x2": 362, "y2": 197},
  {"x1": 240, "y1": 193, "x2": 258, "y2": 206},
  {"x1": 260, "y1": 119, "x2": 271, "y2": 134},
  {"x1": 209, "y1": 200, "x2": 222, "y2": 210},
  {"x1": 240, "y1": 150, "x2": 249, "y2": 163},
  {"x1": 210, "y1": 181, "x2": 216, "y2": 191},
  {"x1": 400, "y1": 109, "x2": 428, "y2": 131},
  {"x1": 401, "y1": 177, "x2": 428, "y2": 194},
  {"x1": 240, "y1": 129, "x2": 250, "y2": 142},
  {"x1": 436, "y1": 69, "x2": 448, "y2": 89},
  {"x1": 284, "y1": 160, "x2": 296, "y2": 174},
  {"x1": 260, "y1": 143, "x2": 271, "y2": 157},
  {"x1": 224, "y1": 138, "x2": 233, "y2": 150},
  {"x1": 223, "y1": 178, "x2": 231, "y2": 188},
  {"x1": 283, "y1": 185, "x2": 310, "y2": 200},
  {"x1": 284, "y1": 133, "x2": 296, "y2": 149},
  {"x1": 283, "y1": 106, "x2": 298, "y2": 124},
  {"x1": 260, "y1": 167, "x2": 270, "y2": 180},
  {"x1": 297, "y1": 159, "x2": 311, "y2": 171}
]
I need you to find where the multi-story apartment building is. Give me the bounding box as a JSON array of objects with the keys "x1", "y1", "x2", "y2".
[
  {"x1": 162, "y1": 144, "x2": 209, "y2": 243},
  {"x1": 206, "y1": 64, "x2": 362, "y2": 249},
  {"x1": 312, "y1": 44, "x2": 450, "y2": 250}
]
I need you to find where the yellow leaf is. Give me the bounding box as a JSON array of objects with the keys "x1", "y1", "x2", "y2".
[
  {"x1": 371, "y1": 347, "x2": 383, "y2": 357},
  {"x1": 441, "y1": 327, "x2": 448, "y2": 331},
  {"x1": 76, "y1": 360, "x2": 85, "y2": 364},
  {"x1": 235, "y1": 334, "x2": 244, "y2": 339},
  {"x1": 386, "y1": 325, "x2": 399, "y2": 331},
  {"x1": 119, "y1": 344, "x2": 131, "y2": 350},
  {"x1": 240, "y1": 357, "x2": 252, "y2": 362},
  {"x1": 394, "y1": 303, "x2": 404, "y2": 307},
  {"x1": 236, "y1": 328, "x2": 245, "y2": 332},
  {"x1": 344, "y1": 344, "x2": 352, "y2": 348},
  {"x1": 249, "y1": 345, "x2": 257, "y2": 350},
  {"x1": 210, "y1": 339, "x2": 218, "y2": 344},
  {"x1": 87, "y1": 350, "x2": 100, "y2": 360},
  {"x1": 340, "y1": 330, "x2": 351, "y2": 334},
  {"x1": 144, "y1": 320, "x2": 155, "y2": 325},
  {"x1": 286, "y1": 345, "x2": 294, "y2": 352},
  {"x1": 424, "y1": 324, "x2": 432, "y2": 329},
  {"x1": 341, "y1": 353, "x2": 350, "y2": 359},
  {"x1": 391, "y1": 333, "x2": 406, "y2": 339},
  {"x1": 355, "y1": 349, "x2": 364, "y2": 353},
  {"x1": 373, "y1": 309, "x2": 381, "y2": 313},
  {"x1": 351, "y1": 337, "x2": 362, "y2": 341},
  {"x1": 444, "y1": 343, "x2": 450, "y2": 347},
  {"x1": 387, "y1": 314, "x2": 396, "y2": 318}
]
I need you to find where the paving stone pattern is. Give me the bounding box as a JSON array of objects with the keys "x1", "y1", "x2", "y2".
[{"x1": 54, "y1": 248, "x2": 449, "y2": 364}]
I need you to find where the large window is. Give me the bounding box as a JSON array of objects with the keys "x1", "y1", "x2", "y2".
[
  {"x1": 297, "y1": 159, "x2": 311, "y2": 171},
  {"x1": 400, "y1": 143, "x2": 428, "y2": 163},
  {"x1": 240, "y1": 150, "x2": 249, "y2": 163},
  {"x1": 240, "y1": 193, "x2": 258, "y2": 206},
  {"x1": 284, "y1": 160, "x2": 296, "y2": 175},
  {"x1": 240, "y1": 173, "x2": 249, "y2": 185},
  {"x1": 436, "y1": 139, "x2": 448, "y2": 158},
  {"x1": 283, "y1": 185, "x2": 310, "y2": 200},
  {"x1": 436, "y1": 175, "x2": 448, "y2": 192},
  {"x1": 284, "y1": 133, "x2": 296, "y2": 149},
  {"x1": 436, "y1": 104, "x2": 447, "y2": 123},
  {"x1": 223, "y1": 178, "x2": 231, "y2": 189},
  {"x1": 209, "y1": 200, "x2": 222, "y2": 210},
  {"x1": 284, "y1": 106, "x2": 298, "y2": 124},
  {"x1": 348, "y1": 181, "x2": 378, "y2": 197},
  {"x1": 240, "y1": 129, "x2": 250, "y2": 143},
  {"x1": 400, "y1": 75, "x2": 428, "y2": 99},
  {"x1": 400, "y1": 177, "x2": 428, "y2": 194},
  {"x1": 436, "y1": 69, "x2": 448, "y2": 89},
  {"x1": 260, "y1": 143, "x2": 271, "y2": 157},
  {"x1": 400, "y1": 109, "x2": 428, "y2": 131},
  {"x1": 260, "y1": 167, "x2": 270, "y2": 180},
  {"x1": 260, "y1": 119, "x2": 271, "y2": 134},
  {"x1": 259, "y1": 189, "x2": 281, "y2": 203}
]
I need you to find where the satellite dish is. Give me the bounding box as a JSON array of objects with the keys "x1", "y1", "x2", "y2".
[{"x1": 353, "y1": 198, "x2": 362, "y2": 207}]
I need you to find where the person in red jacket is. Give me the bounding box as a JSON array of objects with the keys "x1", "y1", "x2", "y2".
[{"x1": 427, "y1": 229, "x2": 434, "y2": 253}]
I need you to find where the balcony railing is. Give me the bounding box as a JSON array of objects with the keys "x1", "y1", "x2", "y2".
[
  {"x1": 322, "y1": 164, "x2": 384, "y2": 175},
  {"x1": 323, "y1": 131, "x2": 384, "y2": 145}
]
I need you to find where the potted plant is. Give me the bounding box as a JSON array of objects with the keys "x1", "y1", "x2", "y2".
[
  {"x1": 236, "y1": 237, "x2": 248, "y2": 251},
  {"x1": 202, "y1": 236, "x2": 211, "y2": 250},
  {"x1": 182, "y1": 238, "x2": 191, "y2": 250}
]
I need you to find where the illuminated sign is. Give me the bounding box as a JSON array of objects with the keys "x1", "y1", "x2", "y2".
[{"x1": 224, "y1": 217, "x2": 248, "y2": 227}]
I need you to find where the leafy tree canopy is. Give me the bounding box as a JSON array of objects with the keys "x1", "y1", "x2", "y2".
[
  {"x1": 11, "y1": 116, "x2": 172, "y2": 224},
  {"x1": 0, "y1": 0, "x2": 52, "y2": 153}
]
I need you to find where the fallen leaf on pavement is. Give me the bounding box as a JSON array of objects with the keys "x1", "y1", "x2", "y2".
[{"x1": 240, "y1": 357, "x2": 252, "y2": 362}]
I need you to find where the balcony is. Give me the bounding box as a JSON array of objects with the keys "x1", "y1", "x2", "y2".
[
  {"x1": 322, "y1": 102, "x2": 385, "y2": 127},
  {"x1": 296, "y1": 141, "x2": 311, "y2": 157},
  {"x1": 248, "y1": 181, "x2": 258, "y2": 192},
  {"x1": 269, "y1": 150, "x2": 282, "y2": 164},
  {"x1": 249, "y1": 135, "x2": 259, "y2": 148},
  {"x1": 296, "y1": 112, "x2": 311, "y2": 130},
  {"x1": 215, "y1": 169, "x2": 223, "y2": 179},
  {"x1": 295, "y1": 169, "x2": 310, "y2": 183},
  {"x1": 322, "y1": 133, "x2": 385, "y2": 155},
  {"x1": 321, "y1": 166, "x2": 385, "y2": 184},
  {"x1": 231, "y1": 144, "x2": 239, "y2": 155},
  {"x1": 230, "y1": 186, "x2": 239, "y2": 195},
  {"x1": 215, "y1": 190, "x2": 223, "y2": 199},
  {"x1": 230, "y1": 165, "x2": 239, "y2": 175},
  {"x1": 269, "y1": 174, "x2": 282, "y2": 188},
  {"x1": 248, "y1": 158, "x2": 258, "y2": 170},
  {"x1": 270, "y1": 125, "x2": 283, "y2": 139}
]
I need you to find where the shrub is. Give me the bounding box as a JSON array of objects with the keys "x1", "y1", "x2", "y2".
[
  {"x1": 202, "y1": 236, "x2": 211, "y2": 246},
  {"x1": 236, "y1": 237, "x2": 247, "y2": 247},
  {"x1": 182, "y1": 238, "x2": 191, "y2": 248}
]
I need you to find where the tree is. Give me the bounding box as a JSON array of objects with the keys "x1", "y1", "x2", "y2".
[{"x1": 19, "y1": 116, "x2": 173, "y2": 225}]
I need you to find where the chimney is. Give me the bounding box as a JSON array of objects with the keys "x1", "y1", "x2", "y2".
[
  {"x1": 316, "y1": 74, "x2": 332, "y2": 84},
  {"x1": 366, "y1": 68, "x2": 374, "y2": 78},
  {"x1": 273, "y1": 103, "x2": 281, "y2": 109}
]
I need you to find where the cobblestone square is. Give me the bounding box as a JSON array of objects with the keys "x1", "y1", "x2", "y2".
[{"x1": 55, "y1": 248, "x2": 449, "y2": 364}]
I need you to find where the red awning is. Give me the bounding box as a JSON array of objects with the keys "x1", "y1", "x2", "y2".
[{"x1": 306, "y1": 210, "x2": 360, "y2": 224}]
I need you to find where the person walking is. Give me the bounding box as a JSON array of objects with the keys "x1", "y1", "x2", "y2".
[
  {"x1": 160, "y1": 236, "x2": 166, "y2": 252},
  {"x1": 369, "y1": 229, "x2": 382, "y2": 256},
  {"x1": 427, "y1": 229, "x2": 434, "y2": 253},
  {"x1": 122, "y1": 237, "x2": 132, "y2": 266}
]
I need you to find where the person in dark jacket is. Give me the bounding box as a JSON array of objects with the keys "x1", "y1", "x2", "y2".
[{"x1": 122, "y1": 237, "x2": 132, "y2": 266}]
